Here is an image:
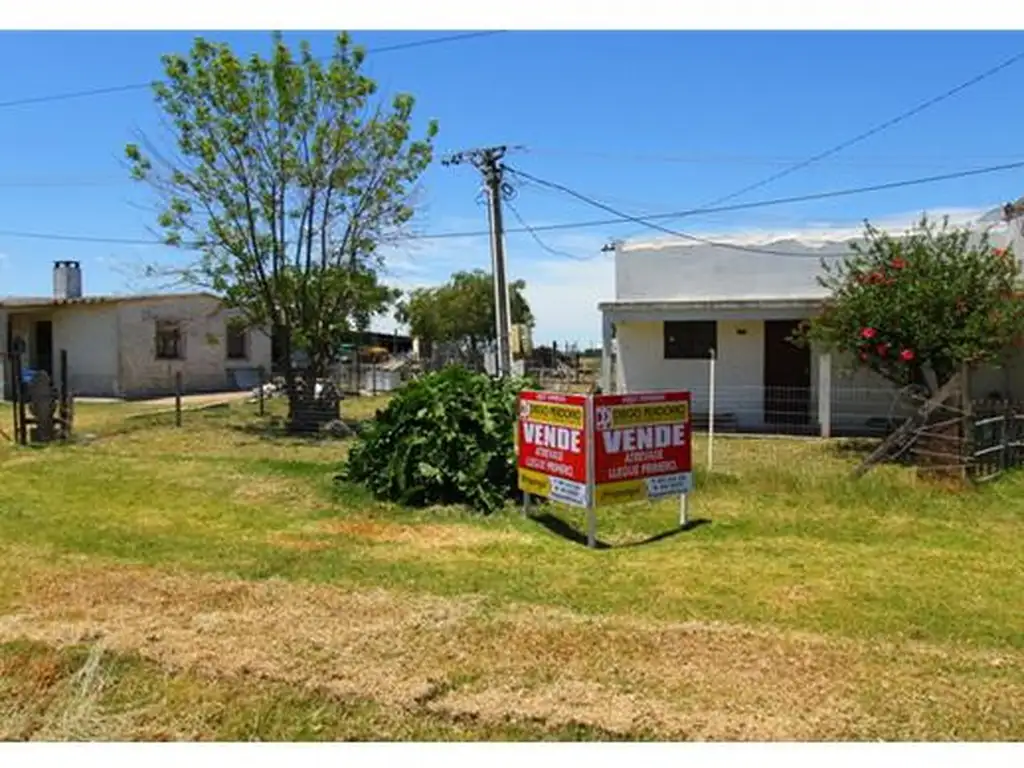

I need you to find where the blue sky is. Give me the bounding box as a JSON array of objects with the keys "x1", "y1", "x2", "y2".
[{"x1": 1, "y1": 30, "x2": 1023, "y2": 344}]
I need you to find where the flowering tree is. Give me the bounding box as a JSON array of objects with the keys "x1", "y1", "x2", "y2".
[{"x1": 803, "y1": 216, "x2": 1024, "y2": 395}]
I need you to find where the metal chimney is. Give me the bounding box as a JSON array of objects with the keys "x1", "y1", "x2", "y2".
[{"x1": 53, "y1": 260, "x2": 83, "y2": 300}]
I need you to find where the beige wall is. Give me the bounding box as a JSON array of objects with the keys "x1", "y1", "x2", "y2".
[
  {"x1": 116, "y1": 295, "x2": 271, "y2": 398},
  {"x1": 2, "y1": 304, "x2": 120, "y2": 397}
]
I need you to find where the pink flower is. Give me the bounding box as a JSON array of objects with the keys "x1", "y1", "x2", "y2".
[
  {"x1": 861, "y1": 327, "x2": 877, "y2": 340},
  {"x1": 900, "y1": 349, "x2": 915, "y2": 362}
]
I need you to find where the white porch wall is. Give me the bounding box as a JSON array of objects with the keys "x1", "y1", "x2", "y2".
[
  {"x1": 617, "y1": 319, "x2": 771, "y2": 429},
  {"x1": 614, "y1": 317, "x2": 916, "y2": 434}
]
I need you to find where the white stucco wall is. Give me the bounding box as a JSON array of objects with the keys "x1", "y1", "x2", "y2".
[
  {"x1": 615, "y1": 317, "x2": 916, "y2": 432},
  {"x1": 606, "y1": 216, "x2": 1024, "y2": 434},
  {"x1": 116, "y1": 295, "x2": 272, "y2": 398},
  {"x1": 616, "y1": 319, "x2": 783, "y2": 429},
  {"x1": 1, "y1": 304, "x2": 120, "y2": 397},
  {"x1": 55, "y1": 304, "x2": 120, "y2": 396},
  {"x1": 614, "y1": 218, "x2": 1024, "y2": 304}
]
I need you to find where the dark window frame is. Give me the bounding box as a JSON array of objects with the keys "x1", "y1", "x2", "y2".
[
  {"x1": 155, "y1": 320, "x2": 184, "y2": 361},
  {"x1": 663, "y1": 320, "x2": 717, "y2": 360},
  {"x1": 226, "y1": 320, "x2": 249, "y2": 361}
]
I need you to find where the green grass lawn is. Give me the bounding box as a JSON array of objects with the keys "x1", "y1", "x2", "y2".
[{"x1": 0, "y1": 395, "x2": 1022, "y2": 740}]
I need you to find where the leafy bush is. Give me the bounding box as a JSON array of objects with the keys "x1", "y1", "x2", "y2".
[
  {"x1": 803, "y1": 216, "x2": 1024, "y2": 392},
  {"x1": 340, "y1": 366, "x2": 531, "y2": 514}
]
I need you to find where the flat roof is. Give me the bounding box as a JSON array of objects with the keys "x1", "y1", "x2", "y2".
[
  {"x1": 599, "y1": 296, "x2": 825, "y2": 313},
  {"x1": 0, "y1": 291, "x2": 218, "y2": 311}
]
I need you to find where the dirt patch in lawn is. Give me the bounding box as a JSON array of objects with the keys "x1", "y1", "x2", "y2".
[
  {"x1": 307, "y1": 519, "x2": 528, "y2": 550},
  {"x1": 1, "y1": 561, "x2": 1022, "y2": 740}
]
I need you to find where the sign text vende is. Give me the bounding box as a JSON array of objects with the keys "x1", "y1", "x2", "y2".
[{"x1": 593, "y1": 391, "x2": 692, "y2": 489}]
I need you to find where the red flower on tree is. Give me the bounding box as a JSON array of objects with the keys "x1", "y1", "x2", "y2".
[
  {"x1": 899, "y1": 348, "x2": 915, "y2": 362},
  {"x1": 890, "y1": 258, "x2": 907, "y2": 270},
  {"x1": 861, "y1": 327, "x2": 877, "y2": 340},
  {"x1": 876, "y1": 343, "x2": 890, "y2": 357}
]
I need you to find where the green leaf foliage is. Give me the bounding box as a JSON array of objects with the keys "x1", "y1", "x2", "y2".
[
  {"x1": 125, "y1": 31, "x2": 435, "y2": 384},
  {"x1": 395, "y1": 269, "x2": 534, "y2": 365},
  {"x1": 340, "y1": 367, "x2": 532, "y2": 514},
  {"x1": 801, "y1": 216, "x2": 1024, "y2": 391}
]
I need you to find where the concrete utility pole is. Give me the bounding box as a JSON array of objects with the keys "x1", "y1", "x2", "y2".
[{"x1": 443, "y1": 145, "x2": 517, "y2": 377}]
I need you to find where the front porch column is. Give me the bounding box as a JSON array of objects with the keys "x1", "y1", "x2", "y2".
[
  {"x1": 818, "y1": 350, "x2": 832, "y2": 438},
  {"x1": 600, "y1": 312, "x2": 614, "y2": 393}
]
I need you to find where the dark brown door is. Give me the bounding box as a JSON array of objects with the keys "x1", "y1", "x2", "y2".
[
  {"x1": 763, "y1": 320, "x2": 811, "y2": 427},
  {"x1": 34, "y1": 320, "x2": 54, "y2": 379}
]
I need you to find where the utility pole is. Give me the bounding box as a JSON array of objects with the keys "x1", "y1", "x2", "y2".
[{"x1": 443, "y1": 145, "x2": 518, "y2": 377}]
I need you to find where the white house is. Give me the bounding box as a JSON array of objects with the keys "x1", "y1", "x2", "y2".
[
  {"x1": 598, "y1": 213, "x2": 1024, "y2": 436},
  {"x1": 1, "y1": 261, "x2": 272, "y2": 400}
]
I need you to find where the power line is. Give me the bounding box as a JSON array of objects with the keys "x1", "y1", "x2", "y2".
[
  {"x1": 504, "y1": 167, "x2": 844, "y2": 258},
  {"x1": 0, "y1": 31, "x2": 504, "y2": 110},
  {"x1": 504, "y1": 200, "x2": 596, "y2": 261},
  {"x1": 2, "y1": 158, "x2": 1022, "y2": 249},
  {"x1": 691, "y1": 48, "x2": 1024, "y2": 212},
  {"x1": 524, "y1": 146, "x2": 1024, "y2": 170},
  {"x1": 434, "y1": 158, "x2": 1024, "y2": 241}
]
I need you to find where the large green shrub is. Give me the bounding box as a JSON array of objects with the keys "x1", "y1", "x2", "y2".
[{"x1": 340, "y1": 366, "x2": 531, "y2": 514}]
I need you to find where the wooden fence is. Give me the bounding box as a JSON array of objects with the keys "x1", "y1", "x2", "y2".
[{"x1": 969, "y1": 406, "x2": 1024, "y2": 482}]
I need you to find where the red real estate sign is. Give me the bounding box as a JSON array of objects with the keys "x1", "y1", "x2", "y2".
[
  {"x1": 592, "y1": 391, "x2": 692, "y2": 507},
  {"x1": 516, "y1": 390, "x2": 590, "y2": 508}
]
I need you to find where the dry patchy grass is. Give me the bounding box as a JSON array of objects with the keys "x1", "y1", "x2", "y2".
[
  {"x1": 1, "y1": 560, "x2": 1022, "y2": 740},
  {"x1": 1, "y1": 397, "x2": 1024, "y2": 739}
]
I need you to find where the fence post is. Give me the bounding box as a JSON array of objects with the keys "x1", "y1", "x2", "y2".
[
  {"x1": 258, "y1": 366, "x2": 266, "y2": 417},
  {"x1": 960, "y1": 363, "x2": 972, "y2": 480},
  {"x1": 707, "y1": 347, "x2": 717, "y2": 472},
  {"x1": 818, "y1": 351, "x2": 832, "y2": 439},
  {"x1": 174, "y1": 371, "x2": 183, "y2": 428},
  {"x1": 59, "y1": 349, "x2": 69, "y2": 441},
  {"x1": 14, "y1": 356, "x2": 27, "y2": 446},
  {"x1": 1002, "y1": 401, "x2": 1012, "y2": 472},
  {"x1": 11, "y1": 353, "x2": 25, "y2": 446}
]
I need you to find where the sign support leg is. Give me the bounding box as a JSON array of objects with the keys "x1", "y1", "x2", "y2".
[
  {"x1": 522, "y1": 492, "x2": 531, "y2": 519},
  {"x1": 679, "y1": 493, "x2": 689, "y2": 528},
  {"x1": 586, "y1": 508, "x2": 597, "y2": 549}
]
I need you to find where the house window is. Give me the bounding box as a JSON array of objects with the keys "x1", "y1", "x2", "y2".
[
  {"x1": 155, "y1": 320, "x2": 184, "y2": 360},
  {"x1": 226, "y1": 320, "x2": 248, "y2": 360},
  {"x1": 664, "y1": 321, "x2": 716, "y2": 360}
]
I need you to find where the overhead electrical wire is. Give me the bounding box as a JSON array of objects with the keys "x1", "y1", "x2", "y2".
[
  {"x1": 505, "y1": 167, "x2": 854, "y2": 258},
  {"x1": 504, "y1": 200, "x2": 597, "y2": 261},
  {"x1": 523, "y1": 147, "x2": 1024, "y2": 171},
  {"x1": 1, "y1": 158, "x2": 1023, "y2": 248},
  {"x1": 0, "y1": 31, "x2": 504, "y2": 110},
  {"x1": 686, "y1": 47, "x2": 1024, "y2": 213}
]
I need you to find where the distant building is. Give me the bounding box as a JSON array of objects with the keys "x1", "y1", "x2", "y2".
[{"x1": 1, "y1": 261, "x2": 271, "y2": 400}]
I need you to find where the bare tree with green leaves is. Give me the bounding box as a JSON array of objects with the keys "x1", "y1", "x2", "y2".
[{"x1": 126, "y1": 32, "x2": 437, "y2": 428}]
